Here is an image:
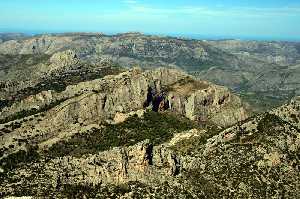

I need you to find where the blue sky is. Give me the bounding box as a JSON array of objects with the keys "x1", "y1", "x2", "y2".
[{"x1": 0, "y1": 0, "x2": 300, "y2": 40}]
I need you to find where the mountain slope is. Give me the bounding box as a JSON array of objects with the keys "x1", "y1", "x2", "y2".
[
  {"x1": 0, "y1": 33, "x2": 299, "y2": 111},
  {"x1": 1, "y1": 93, "x2": 299, "y2": 198},
  {"x1": 0, "y1": 68, "x2": 247, "y2": 158}
]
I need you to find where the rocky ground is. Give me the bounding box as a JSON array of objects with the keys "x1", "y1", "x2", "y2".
[
  {"x1": 0, "y1": 67, "x2": 299, "y2": 198},
  {"x1": 0, "y1": 33, "x2": 299, "y2": 198}
]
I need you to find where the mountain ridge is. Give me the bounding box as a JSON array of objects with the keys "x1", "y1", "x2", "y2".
[
  {"x1": 0, "y1": 32, "x2": 299, "y2": 198},
  {"x1": 0, "y1": 32, "x2": 299, "y2": 112}
]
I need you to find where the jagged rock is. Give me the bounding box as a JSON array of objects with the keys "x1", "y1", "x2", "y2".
[
  {"x1": 38, "y1": 139, "x2": 183, "y2": 187},
  {"x1": 271, "y1": 96, "x2": 300, "y2": 128},
  {"x1": 49, "y1": 50, "x2": 79, "y2": 72},
  {"x1": 1, "y1": 32, "x2": 300, "y2": 198},
  {"x1": 166, "y1": 78, "x2": 247, "y2": 125},
  {"x1": 0, "y1": 68, "x2": 247, "y2": 155},
  {"x1": 1, "y1": 33, "x2": 299, "y2": 107},
  {"x1": 0, "y1": 68, "x2": 246, "y2": 126}
]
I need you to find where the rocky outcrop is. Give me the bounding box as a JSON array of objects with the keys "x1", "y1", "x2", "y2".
[
  {"x1": 1, "y1": 98, "x2": 299, "y2": 198},
  {"x1": 271, "y1": 96, "x2": 300, "y2": 128},
  {"x1": 113, "y1": 109, "x2": 145, "y2": 124},
  {"x1": 48, "y1": 50, "x2": 79, "y2": 73},
  {"x1": 0, "y1": 68, "x2": 246, "y2": 127},
  {"x1": 0, "y1": 35, "x2": 73, "y2": 55},
  {"x1": 1, "y1": 33, "x2": 300, "y2": 198},
  {"x1": 0, "y1": 68, "x2": 244, "y2": 123},
  {"x1": 166, "y1": 78, "x2": 247, "y2": 125},
  {"x1": 0, "y1": 68, "x2": 247, "y2": 167},
  {"x1": 23, "y1": 139, "x2": 183, "y2": 188}
]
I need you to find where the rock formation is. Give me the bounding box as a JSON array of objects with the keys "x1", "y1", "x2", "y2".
[
  {"x1": 0, "y1": 33, "x2": 299, "y2": 110},
  {"x1": 1, "y1": 97, "x2": 299, "y2": 198},
  {"x1": 0, "y1": 32, "x2": 299, "y2": 198}
]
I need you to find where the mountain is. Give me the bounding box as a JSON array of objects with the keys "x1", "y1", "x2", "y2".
[
  {"x1": 1, "y1": 68, "x2": 249, "y2": 197},
  {"x1": 0, "y1": 33, "x2": 28, "y2": 43},
  {"x1": 0, "y1": 33, "x2": 299, "y2": 112},
  {"x1": 0, "y1": 32, "x2": 299, "y2": 198},
  {"x1": 0, "y1": 68, "x2": 247, "y2": 153},
  {"x1": 0, "y1": 68, "x2": 299, "y2": 198}
]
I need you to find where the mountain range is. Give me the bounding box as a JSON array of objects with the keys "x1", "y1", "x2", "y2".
[
  {"x1": 0, "y1": 32, "x2": 299, "y2": 198},
  {"x1": 0, "y1": 32, "x2": 299, "y2": 111}
]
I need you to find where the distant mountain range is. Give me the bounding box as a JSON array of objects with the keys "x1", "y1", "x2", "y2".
[{"x1": 0, "y1": 32, "x2": 299, "y2": 112}]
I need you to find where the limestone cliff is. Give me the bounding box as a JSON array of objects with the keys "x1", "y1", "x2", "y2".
[
  {"x1": 1, "y1": 98, "x2": 299, "y2": 198},
  {"x1": 0, "y1": 68, "x2": 247, "y2": 157}
]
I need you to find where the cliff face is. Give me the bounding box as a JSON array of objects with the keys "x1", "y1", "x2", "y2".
[
  {"x1": 0, "y1": 67, "x2": 252, "y2": 198},
  {"x1": 41, "y1": 139, "x2": 181, "y2": 186},
  {"x1": 166, "y1": 79, "x2": 247, "y2": 125},
  {"x1": 1, "y1": 98, "x2": 299, "y2": 198},
  {"x1": 0, "y1": 68, "x2": 247, "y2": 159}
]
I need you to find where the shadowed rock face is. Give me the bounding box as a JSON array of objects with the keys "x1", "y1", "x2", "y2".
[{"x1": 0, "y1": 68, "x2": 247, "y2": 160}]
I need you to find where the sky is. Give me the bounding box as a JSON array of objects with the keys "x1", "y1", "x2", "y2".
[{"x1": 0, "y1": 0, "x2": 300, "y2": 40}]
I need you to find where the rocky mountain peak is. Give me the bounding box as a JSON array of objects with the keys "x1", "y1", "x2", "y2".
[{"x1": 49, "y1": 50, "x2": 79, "y2": 72}]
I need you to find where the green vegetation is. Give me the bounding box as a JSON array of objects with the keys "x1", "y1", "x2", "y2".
[
  {"x1": 290, "y1": 114, "x2": 299, "y2": 123},
  {"x1": 170, "y1": 125, "x2": 220, "y2": 156},
  {"x1": 0, "y1": 99, "x2": 9, "y2": 110},
  {"x1": 57, "y1": 183, "x2": 131, "y2": 199},
  {"x1": 257, "y1": 113, "x2": 285, "y2": 134},
  {"x1": 0, "y1": 54, "x2": 51, "y2": 73},
  {"x1": 6, "y1": 180, "x2": 192, "y2": 199},
  {"x1": 47, "y1": 111, "x2": 198, "y2": 158},
  {"x1": 15, "y1": 66, "x2": 122, "y2": 99},
  {"x1": 238, "y1": 90, "x2": 295, "y2": 113},
  {"x1": 185, "y1": 149, "x2": 299, "y2": 198},
  {"x1": 0, "y1": 145, "x2": 40, "y2": 172},
  {"x1": 0, "y1": 98, "x2": 66, "y2": 124},
  {"x1": 165, "y1": 76, "x2": 209, "y2": 93}
]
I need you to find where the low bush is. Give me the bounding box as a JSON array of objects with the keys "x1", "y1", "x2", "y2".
[{"x1": 47, "y1": 111, "x2": 198, "y2": 158}]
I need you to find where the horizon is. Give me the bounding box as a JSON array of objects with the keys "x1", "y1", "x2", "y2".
[
  {"x1": 1, "y1": 0, "x2": 300, "y2": 41},
  {"x1": 1, "y1": 30, "x2": 300, "y2": 42}
]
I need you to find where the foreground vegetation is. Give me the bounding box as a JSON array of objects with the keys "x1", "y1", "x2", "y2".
[{"x1": 47, "y1": 111, "x2": 199, "y2": 158}]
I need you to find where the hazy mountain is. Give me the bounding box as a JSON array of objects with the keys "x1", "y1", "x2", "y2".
[
  {"x1": 0, "y1": 33, "x2": 28, "y2": 43},
  {"x1": 0, "y1": 33, "x2": 299, "y2": 111}
]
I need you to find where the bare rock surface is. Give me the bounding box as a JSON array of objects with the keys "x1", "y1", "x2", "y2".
[{"x1": 1, "y1": 98, "x2": 299, "y2": 198}]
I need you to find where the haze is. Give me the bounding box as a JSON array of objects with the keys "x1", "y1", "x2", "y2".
[{"x1": 0, "y1": 0, "x2": 300, "y2": 40}]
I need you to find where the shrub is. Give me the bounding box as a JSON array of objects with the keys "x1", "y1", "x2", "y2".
[{"x1": 47, "y1": 111, "x2": 198, "y2": 158}]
